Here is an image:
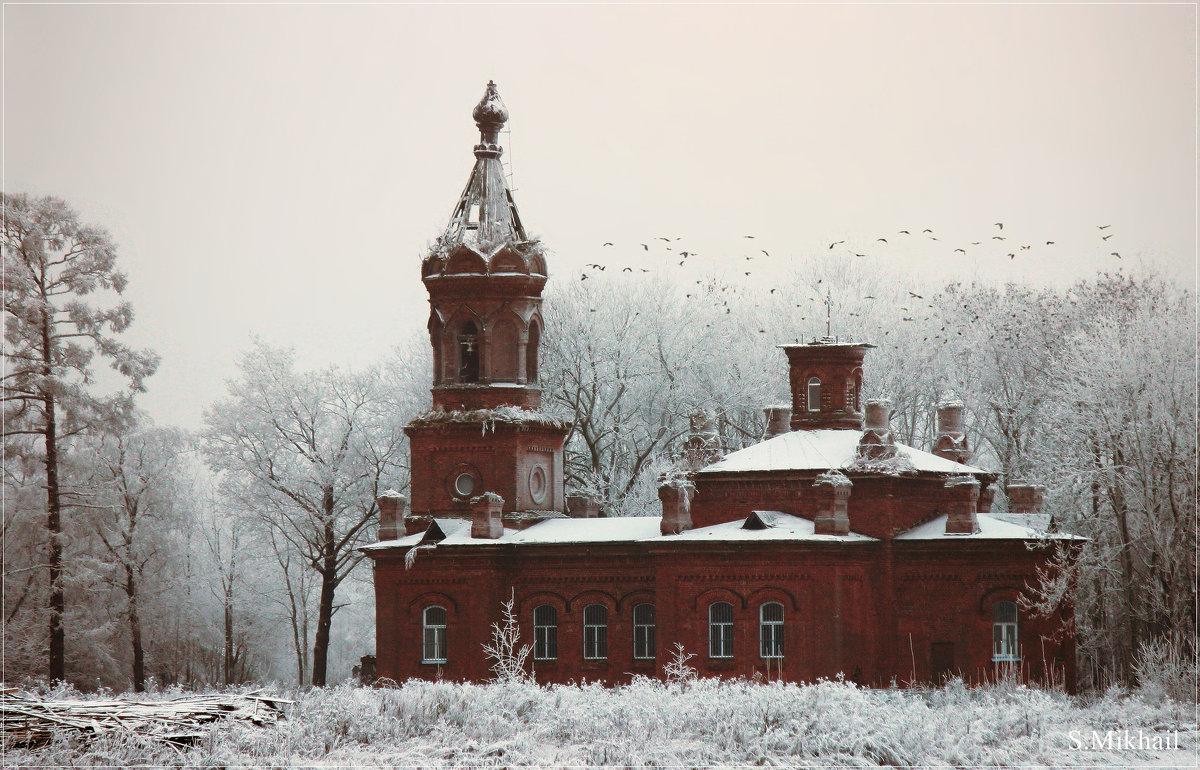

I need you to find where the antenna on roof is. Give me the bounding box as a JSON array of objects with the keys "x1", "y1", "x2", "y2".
[{"x1": 824, "y1": 289, "x2": 833, "y2": 338}]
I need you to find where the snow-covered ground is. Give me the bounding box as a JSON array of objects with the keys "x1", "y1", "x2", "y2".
[{"x1": 8, "y1": 677, "x2": 1197, "y2": 768}]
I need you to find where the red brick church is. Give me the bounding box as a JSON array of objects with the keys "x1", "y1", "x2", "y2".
[{"x1": 364, "y1": 82, "x2": 1079, "y2": 690}]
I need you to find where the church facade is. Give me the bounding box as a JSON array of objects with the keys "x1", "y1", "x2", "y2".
[{"x1": 363, "y1": 83, "x2": 1079, "y2": 691}]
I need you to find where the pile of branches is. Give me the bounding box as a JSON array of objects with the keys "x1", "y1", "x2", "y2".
[{"x1": 0, "y1": 686, "x2": 290, "y2": 749}]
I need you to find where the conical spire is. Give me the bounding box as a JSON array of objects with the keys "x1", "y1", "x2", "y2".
[{"x1": 442, "y1": 81, "x2": 526, "y2": 248}]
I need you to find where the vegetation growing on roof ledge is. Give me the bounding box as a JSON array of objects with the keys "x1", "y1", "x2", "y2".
[
  {"x1": 425, "y1": 231, "x2": 546, "y2": 262},
  {"x1": 845, "y1": 452, "x2": 918, "y2": 476},
  {"x1": 408, "y1": 406, "x2": 570, "y2": 431}
]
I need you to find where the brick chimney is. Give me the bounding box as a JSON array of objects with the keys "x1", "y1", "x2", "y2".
[
  {"x1": 658, "y1": 475, "x2": 695, "y2": 535},
  {"x1": 1007, "y1": 483, "x2": 1045, "y2": 513},
  {"x1": 763, "y1": 405, "x2": 792, "y2": 439},
  {"x1": 857, "y1": 398, "x2": 897, "y2": 461},
  {"x1": 933, "y1": 395, "x2": 970, "y2": 465},
  {"x1": 377, "y1": 490, "x2": 408, "y2": 541},
  {"x1": 567, "y1": 493, "x2": 602, "y2": 518},
  {"x1": 1001, "y1": 482, "x2": 1050, "y2": 531},
  {"x1": 813, "y1": 470, "x2": 852, "y2": 536},
  {"x1": 944, "y1": 475, "x2": 980, "y2": 534},
  {"x1": 779, "y1": 338, "x2": 875, "y2": 430},
  {"x1": 470, "y1": 492, "x2": 504, "y2": 539},
  {"x1": 681, "y1": 410, "x2": 723, "y2": 469},
  {"x1": 978, "y1": 483, "x2": 997, "y2": 514}
]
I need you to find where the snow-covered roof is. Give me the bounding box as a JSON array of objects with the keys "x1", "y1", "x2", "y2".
[
  {"x1": 364, "y1": 511, "x2": 881, "y2": 552},
  {"x1": 361, "y1": 506, "x2": 1082, "y2": 554},
  {"x1": 666, "y1": 511, "x2": 876, "y2": 543},
  {"x1": 362, "y1": 516, "x2": 662, "y2": 551},
  {"x1": 699, "y1": 429, "x2": 987, "y2": 475},
  {"x1": 510, "y1": 517, "x2": 663, "y2": 544},
  {"x1": 895, "y1": 513, "x2": 1084, "y2": 541},
  {"x1": 988, "y1": 512, "x2": 1053, "y2": 532}
]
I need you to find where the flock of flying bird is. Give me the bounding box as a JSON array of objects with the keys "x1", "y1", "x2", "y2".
[
  {"x1": 578, "y1": 222, "x2": 1123, "y2": 287},
  {"x1": 573, "y1": 224, "x2": 1124, "y2": 344}
]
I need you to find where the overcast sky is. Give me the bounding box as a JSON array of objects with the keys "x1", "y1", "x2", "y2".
[{"x1": 6, "y1": 3, "x2": 1195, "y2": 429}]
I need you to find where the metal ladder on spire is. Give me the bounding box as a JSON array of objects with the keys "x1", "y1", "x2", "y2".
[{"x1": 501, "y1": 124, "x2": 516, "y2": 194}]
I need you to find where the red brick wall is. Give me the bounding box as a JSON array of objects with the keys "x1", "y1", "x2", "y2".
[
  {"x1": 405, "y1": 421, "x2": 567, "y2": 527},
  {"x1": 690, "y1": 473, "x2": 975, "y2": 539},
  {"x1": 369, "y1": 538, "x2": 1075, "y2": 692}
]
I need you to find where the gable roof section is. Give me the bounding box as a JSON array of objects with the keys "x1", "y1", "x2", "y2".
[
  {"x1": 896, "y1": 513, "x2": 1085, "y2": 541},
  {"x1": 668, "y1": 511, "x2": 877, "y2": 542},
  {"x1": 699, "y1": 429, "x2": 988, "y2": 475}
]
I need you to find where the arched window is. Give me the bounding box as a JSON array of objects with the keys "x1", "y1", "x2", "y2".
[
  {"x1": 633, "y1": 604, "x2": 656, "y2": 660},
  {"x1": 709, "y1": 601, "x2": 733, "y2": 658},
  {"x1": 807, "y1": 378, "x2": 821, "y2": 412},
  {"x1": 526, "y1": 320, "x2": 541, "y2": 384},
  {"x1": 759, "y1": 602, "x2": 784, "y2": 659},
  {"x1": 458, "y1": 321, "x2": 480, "y2": 383},
  {"x1": 422, "y1": 606, "x2": 447, "y2": 664},
  {"x1": 533, "y1": 605, "x2": 558, "y2": 661},
  {"x1": 992, "y1": 601, "x2": 1019, "y2": 662},
  {"x1": 583, "y1": 604, "x2": 608, "y2": 660}
]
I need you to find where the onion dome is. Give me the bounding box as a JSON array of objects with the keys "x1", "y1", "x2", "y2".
[{"x1": 472, "y1": 80, "x2": 509, "y2": 128}]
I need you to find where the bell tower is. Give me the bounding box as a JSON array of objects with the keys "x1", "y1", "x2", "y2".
[{"x1": 404, "y1": 82, "x2": 569, "y2": 533}]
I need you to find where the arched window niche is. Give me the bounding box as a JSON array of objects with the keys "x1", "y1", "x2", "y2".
[
  {"x1": 457, "y1": 320, "x2": 480, "y2": 383},
  {"x1": 526, "y1": 319, "x2": 541, "y2": 384}
]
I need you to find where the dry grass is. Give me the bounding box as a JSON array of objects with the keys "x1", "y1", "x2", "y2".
[{"x1": 4, "y1": 676, "x2": 1196, "y2": 767}]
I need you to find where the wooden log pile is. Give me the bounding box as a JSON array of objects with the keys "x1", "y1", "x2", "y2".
[{"x1": 0, "y1": 686, "x2": 290, "y2": 749}]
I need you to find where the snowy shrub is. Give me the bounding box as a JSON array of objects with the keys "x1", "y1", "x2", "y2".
[
  {"x1": 4, "y1": 676, "x2": 1195, "y2": 767},
  {"x1": 481, "y1": 591, "x2": 533, "y2": 684},
  {"x1": 662, "y1": 642, "x2": 697, "y2": 684},
  {"x1": 1133, "y1": 635, "x2": 1198, "y2": 703}
]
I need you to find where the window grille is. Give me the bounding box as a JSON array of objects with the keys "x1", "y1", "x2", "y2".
[
  {"x1": 992, "y1": 601, "x2": 1020, "y2": 662},
  {"x1": 709, "y1": 601, "x2": 734, "y2": 658},
  {"x1": 633, "y1": 604, "x2": 656, "y2": 660},
  {"x1": 583, "y1": 604, "x2": 608, "y2": 660},
  {"x1": 422, "y1": 606, "x2": 447, "y2": 664},
  {"x1": 760, "y1": 602, "x2": 784, "y2": 659},
  {"x1": 533, "y1": 605, "x2": 558, "y2": 661}
]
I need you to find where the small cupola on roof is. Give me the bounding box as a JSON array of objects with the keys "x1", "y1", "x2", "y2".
[{"x1": 779, "y1": 337, "x2": 874, "y2": 430}]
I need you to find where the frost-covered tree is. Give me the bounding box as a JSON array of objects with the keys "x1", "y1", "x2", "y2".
[
  {"x1": 541, "y1": 278, "x2": 720, "y2": 515},
  {"x1": 1, "y1": 193, "x2": 158, "y2": 681},
  {"x1": 202, "y1": 341, "x2": 409, "y2": 686},
  {"x1": 1027, "y1": 274, "x2": 1196, "y2": 683},
  {"x1": 85, "y1": 426, "x2": 190, "y2": 692}
]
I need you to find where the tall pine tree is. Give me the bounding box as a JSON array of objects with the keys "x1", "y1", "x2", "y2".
[{"x1": 2, "y1": 193, "x2": 158, "y2": 681}]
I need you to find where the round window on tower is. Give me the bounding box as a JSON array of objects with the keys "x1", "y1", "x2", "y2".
[
  {"x1": 528, "y1": 464, "x2": 548, "y2": 505},
  {"x1": 454, "y1": 472, "x2": 476, "y2": 498}
]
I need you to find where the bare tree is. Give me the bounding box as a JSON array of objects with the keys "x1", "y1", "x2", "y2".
[
  {"x1": 87, "y1": 426, "x2": 189, "y2": 692},
  {"x1": 202, "y1": 341, "x2": 407, "y2": 686}
]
